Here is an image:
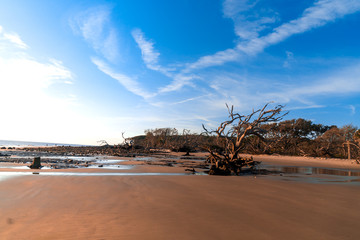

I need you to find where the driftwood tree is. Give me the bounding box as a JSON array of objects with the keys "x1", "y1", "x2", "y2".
[
  {"x1": 97, "y1": 140, "x2": 109, "y2": 146},
  {"x1": 203, "y1": 103, "x2": 287, "y2": 175},
  {"x1": 121, "y1": 132, "x2": 134, "y2": 149}
]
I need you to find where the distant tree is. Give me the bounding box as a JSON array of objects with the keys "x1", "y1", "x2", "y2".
[
  {"x1": 354, "y1": 129, "x2": 360, "y2": 145},
  {"x1": 97, "y1": 140, "x2": 109, "y2": 146},
  {"x1": 340, "y1": 125, "x2": 359, "y2": 160},
  {"x1": 144, "y1": 128, "x2": 178, "y2": 149},
  {"x1": 121, "y1": 132, "x2": 134, "y2": 149},
  {"x1": 239, "y1": 118, "x2": 331, "y2": 156},
  {"x1": 315, "y1": 126, "x2": 344, "y2": 158},
  {"x1": 340, "y1": 124, "x2": 358, "y2": 141},
  {"x1": 177, "y1": 129, "x2": 203, "y2": 154},
  {"x1": 264, "y1": 119, "x2": 331, "y2": 156},
  {"x1": 203, "y1": 103, "x2": 287, "y2": 175}
]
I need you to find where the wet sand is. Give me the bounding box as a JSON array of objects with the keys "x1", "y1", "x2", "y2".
[{"x1": 0, "y1": 155, "x2": 360, "y2": 239}]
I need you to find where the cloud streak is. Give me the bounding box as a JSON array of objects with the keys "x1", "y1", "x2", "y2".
[
  {"x1": 239, "y1": 0, "x2": 360, "y2": 55},
  {"x1": 0, "y1": 26, "x2": 72, "y2": 90},
  {"x1": 223, "y1": 0, "x2": 278, "y2": 40},
  {"x1": 3, "y1": 32, "x2": 28, "y2": 49},
  {"x1": 186, "y1": 0, "x2": 360, "y2": 71},
  {"x1": 91, "y1": 57, "x2": 155, "y2": 99},
  {"x1": 70, "y1": 6, "x2": 119, "y2": 62},
  {"x1": 0, "y1": 26, "x2": 29, "y2": 49},
  {"x1": 131, "y1": 28, "x2": 199, "y2": 94},
  {"x1": 196, "y1": 59, "x2": 360, "y2": 115},
  {"x1": 132, "y1": 28, "x2": 161, "y2": 71},
  {"x1": 262, "y1": 61, "x2": 360, "y2": 107},
  {"x1": 131, "y1": 28, "x2": 177, "y2": 78},
  {"x1": 158, "y1": 74, "x2": 199, "y2": 93}
]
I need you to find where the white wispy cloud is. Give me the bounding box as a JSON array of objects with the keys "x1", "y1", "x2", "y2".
[
  {"x1": 131, "y1": 28, "x2": 175, "y2": 76},
  {"x1": 132, "y1": 28, "x2": 160, "y2": 70},
  {"x1": 222, "y1": 0, "x2": 256, "y2": 18},
  {"x1": 238, "y1": 0, "x2": 360, "y2": 55},
  {"x1": 71, "y1": 1, "x2": 360, "y2": 107},
  {"x1": 283, "y1": 51, "x2": 295, "y2": 68},
  {"x1": 287, "y1": 62, "x2": 360, "y2": 98},
  {"x1": 91, "y1": 57, "x2": 155, "y2": 99},
  {"x1": 186, "y1": 0, "x2": 360, "y2": 71},
  {"x1": 158, "y1": 74, "x2": 199, "y2": 93},
  {"x1": 131, "y1": 28, "x2": 201, "y2": 94},
  {"x1": 0, "y1": 26, "x2": 78, "y2": 142},
  {"x1": 3, "y1": 32, "x2": 28, "y2": 49},
  {"x1": 170, "y1": 94, "x2": 211, "y2": 105},
  {"x1": 70, "y1": 6, "x2": 119, "y2": 62},
  {"x1": 184, "y1": 48, "x2": 240, "y2": 72},
  {"x1": 223, "y1": 0, "x2": 278, "y2": 40},
  {"x1": 196, "y1": 59, "x2": 360, "y2": 115},
  {"x1": 0, "y1": 26, "x2": 29, "y2": 49},
  {"x1": 286, "y1": 105, "x2": 326, "y2": 111},
  {"x1": 262, "y1": 62, "x2": 360, "y2": 107},
  {"x1": 349, "y1": 105, "x2": 356, "y2": 115},
  {"x1": 0, "y1": 57, "x2": 73, "y2": 91},
  {"x1": 0, "y1": 26, "x2": 73, "y2": 90}
]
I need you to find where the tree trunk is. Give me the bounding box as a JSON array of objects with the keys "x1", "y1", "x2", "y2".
[{"x1": 29, "y1": 157, "x2": 42, "y2": 169}]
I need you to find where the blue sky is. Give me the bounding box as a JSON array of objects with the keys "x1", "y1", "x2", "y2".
[{"x1": 0, "y1": 0, "x2": 360, "y2": 145}]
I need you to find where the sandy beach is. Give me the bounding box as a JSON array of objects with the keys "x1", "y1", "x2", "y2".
[{"x1": 1, "y1": 154, "x2": 360, "y2": 240}]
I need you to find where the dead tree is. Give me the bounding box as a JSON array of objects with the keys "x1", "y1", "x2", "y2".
[
  {"x1": 203, "y1": 103, "x2": 287, "y2": 175},
  {"x1": 97, "y1": 140, "x2": 109, "y2": 146},
  {"x1": 122, "y1": 132, "x2": 134, "y2": 149}
]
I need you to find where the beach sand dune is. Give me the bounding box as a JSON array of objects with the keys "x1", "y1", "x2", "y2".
[{"x1": 1, "y1": 170, "x2": 360, "y2": 240}]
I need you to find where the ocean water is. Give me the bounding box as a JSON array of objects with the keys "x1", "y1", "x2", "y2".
[{"x1": 0, "y1": 139, "x2": 82, "y2": 147}]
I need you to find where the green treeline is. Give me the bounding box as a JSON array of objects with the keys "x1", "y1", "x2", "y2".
[{"x1": 132, "y1": 118, "x2": 360, "y2": 159}]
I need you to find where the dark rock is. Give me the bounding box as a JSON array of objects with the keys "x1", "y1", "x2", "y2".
[
  {"x1": 29, "y1": 157, "x2": 42, "y2": 169},
  {"x1": 185, "y1": 168, "x2": 196, "y2": 173}
]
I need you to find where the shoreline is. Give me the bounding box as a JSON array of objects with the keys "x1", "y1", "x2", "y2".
[{"x1": 1, "y1": 148, "x2": 360, "y2": 171}]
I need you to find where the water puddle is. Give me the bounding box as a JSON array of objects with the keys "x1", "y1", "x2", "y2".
[
  {"x1": 262, "y1": 165, "x2": 360, "y2": 176},
  {"x1": 1, "y1": 156, "x2": 128, "y2": 170},
  {"x1": 260, "y1": 164, "x2": 360, "y2": 185},
  {"x1": 134, "y1": 157, "x2": 154, "y2": 161},
  {"x1": 2, "y1": 154, "x2": 360, "y2": 185},
  {"x1": 0, "y1": 171, "x2": 193, "y2": 181},
  {"x1": 0, "y1": 165, "x2": 52, "y2": 170},
  {"x1": 87, "y1": 165, "x2": 133, "y2": 170},
  {"x1": 38, "y1": 172, "x2": 191, "y2": 176},
  {"x1": 95, "y1": 159, "x2": 124, "y2": 164},
  {"x1": 1, "y1": 153, "x2": 108, "y2": 162}
]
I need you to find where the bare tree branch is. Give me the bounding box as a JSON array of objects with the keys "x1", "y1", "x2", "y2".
[{"x1": 203, "y1": 103, "x2": 288, "y2": 175}]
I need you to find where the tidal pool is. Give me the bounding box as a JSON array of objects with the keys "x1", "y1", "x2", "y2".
[
  {"x1": 1, "y1": 160, "x2": 360, "y2": 185},
  {"x1": 0, "y1": 172, "x2": 192, "y2": 181},
  {"x1": 260, "y1": 164, "x2": 360, "y2": 185}
]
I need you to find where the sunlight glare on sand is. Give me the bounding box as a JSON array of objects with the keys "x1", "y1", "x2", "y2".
[{"x1": 0, "y1": 172, "x2": 25, "y2": 181}]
